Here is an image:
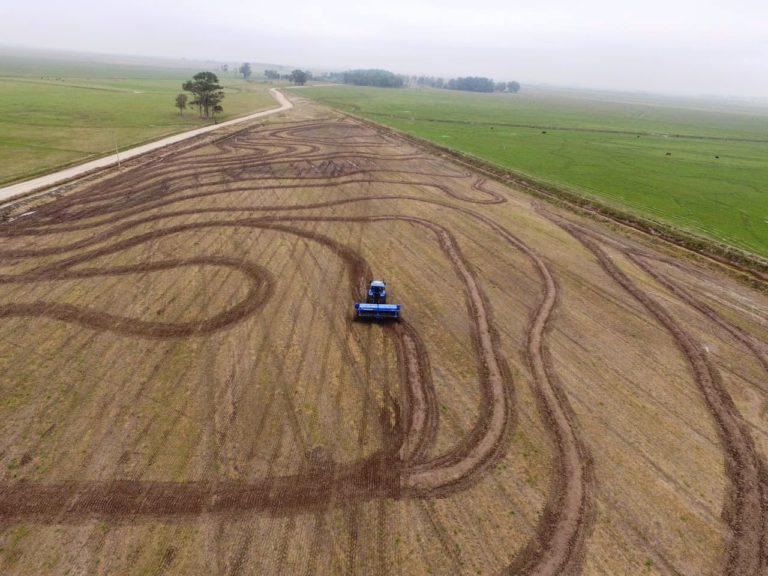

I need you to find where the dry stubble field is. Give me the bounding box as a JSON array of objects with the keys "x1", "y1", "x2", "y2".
[{"x1": 0, "y1": 94, "x2": 767, "y2": 575}]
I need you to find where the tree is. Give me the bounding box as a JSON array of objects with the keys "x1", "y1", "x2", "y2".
[
  {"x1": 182, "y1": 72, "x2": 225, "y2": 119},
  {"x1": 239, "y1": 62, "x2": 252, "y2": 80},
  {"x1": 507, "y1": 81, "x2": 521, "y2": 93},
  {"x1": 174, "y1": 93, "x2": 188, "y2": 116},
  {"x1": 264, "y1": 69, "x2": 280, "y2": 80},
  {"x1": 446, "y1": 77, "x2": 495, "y2": 93},
  {"x1": 342, "y1": 69, "x2": 404, "y2": 88},
  {"x1": 416, "y1": 76, "x2": 445, "y2": 88},
  {"x1": 289, "y1": 69, "x2": 309, "y2": 85}
]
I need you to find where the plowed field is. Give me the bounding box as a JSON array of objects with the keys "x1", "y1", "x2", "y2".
[{"x1": 0, "y1": 95, "x2": 767, "y2": 575}]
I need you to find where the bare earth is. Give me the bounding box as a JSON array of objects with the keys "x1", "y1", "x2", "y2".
[{"x1": 0, "y1": 94, "x2": 767, "y2": 575}]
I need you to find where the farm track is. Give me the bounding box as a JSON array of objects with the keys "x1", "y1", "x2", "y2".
[
  {"x1": 536, "y1": 210, "x2": 768, "y2": 574},
  {"x1": 0, "y1": 103, "x2": 766, "y2": 574}
]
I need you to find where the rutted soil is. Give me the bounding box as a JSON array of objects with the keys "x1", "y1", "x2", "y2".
[
  {"x1": 0, "y1": 100, "x2": 766, "y2": 575},
  {"x1": 539, "y1": 211, "x2": 768, "y2": 575}
]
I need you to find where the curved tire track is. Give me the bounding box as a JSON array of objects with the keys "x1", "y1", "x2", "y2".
[
  {"x1": 546, "y1": 216, "x2": 767, "y2": 576},
  {"x1": 0, "y1": 116, "x2": 597, "y2": 575}
]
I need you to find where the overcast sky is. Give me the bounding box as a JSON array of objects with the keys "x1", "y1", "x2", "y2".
[{"x1": 2, "y1": 0, "x2": 767, "y2": 97}]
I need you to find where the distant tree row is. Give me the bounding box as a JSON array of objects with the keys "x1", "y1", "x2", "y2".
[
  {"x1": 313, "y1": 70, "x2": 519, "y2": 92},
  {"x1": 340, "y1": 69, "x2": 405, "y2": 88},
  {"x1": 231, "y1": 64, "x2": 313, "y2": 85},
  {"x1": 446, "y1": 77, "x2": 495, "y2": 92},
  {"x1": 177, "y1": 64, "x2": 521, "y2": 96},
  {"x1": 262, "y1": 68, "x2": 312, "y2": 85},
  {"x1": 416, "y1": 75, "x2": 520, "y2": 93}
]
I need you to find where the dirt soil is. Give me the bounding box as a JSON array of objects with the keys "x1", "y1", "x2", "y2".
[{"x1": 0, "y1": 94, "x2": 766, "y2": 575}]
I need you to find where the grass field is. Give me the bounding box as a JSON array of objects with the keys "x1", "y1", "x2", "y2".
[
  {"x1": 299, "y1": 85, "x2": 768, "y2": 259},
  {"x1": 0, "y1": 53, "x2": 276, "y2": 185}
]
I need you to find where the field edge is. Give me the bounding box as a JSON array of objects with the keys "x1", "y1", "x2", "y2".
[
  {"x1": 0, "y1": 86, "x2": 279, "y2": 189},
  {"x1": 297, "y1": 93, "x2": 768, "y2": 290}
]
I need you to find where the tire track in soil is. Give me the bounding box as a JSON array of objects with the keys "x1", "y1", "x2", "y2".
[
  {"x1": 543, "y1": 215, "x2": 768, "y2": 379},
  {"x1": 201, "y1": 222, "x2": 288, "y2": 574},
  {"x1": 0, "y1": 258, "x2": 274, "y2": 339},
  {"x1": 546, "y1": 216, "x2": 767, "y2": 575},
  {"x1": 215, "y1": 227, "x2": 293, "y2": 478},
  {"x1": 306, "y1": 221, "x2": 369, "y2": 575},
  {"x1": 294, "y1": 220, "x2": 366, "y2": 573},
  {"x1": 261, "y1": 215, "x2": 510, "y2": 495},
  {"x1": 0, "y1": 218, "x2": 501, "y2": 510},
  {"x1": 218, "y1": 230, "x2": 312, "y2": 575},
  {"x1": 199, "y1": 335, "x2": 222, "y2": 575},
  {"x1": 0, "y1": 117, "x2": 595, "y2": 575},
  {"x1": 0, "y1": 217, "x2": 576, "y2": 576},
  {"x1": 627, "y1": 253, "x2": 768, "y2": 379},
  {"x1": 0, "y1": 174, "x2": 501, "y2": 254},
  {"x1": 0, "y1": 130, "x2": 486, "y2": 237},
  {"x1": 229, "y1": 223, "x2": 369, "y2": 573},
  {"x1": 304, "y1": 227, "x2": 370, "y2": 576},
  {"x1": 550, "y1": 212, "x2": 768, "y2": 570},
  {"x1": 298, "y1": 222, "x2": 389, "y2": 455},
  {"x1": 416, "y1": 499, "x2": 465, "y2": 573}
]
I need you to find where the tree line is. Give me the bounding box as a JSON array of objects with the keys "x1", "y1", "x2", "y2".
[
  {"x1": 341, "y1": 69, "x2": 404, "y2": 88},
  {"x1": 313, "y1": 69, "x2": 404, "y2": 88},
  {"x1": 416, "y1": 76, "x2": 520, "y2": 93},
  {"x1": 315, "y1": 69, "x2": 519, "y2": 93},
  {"x1": 265, "y1": 68, "x2": 311, "y2": 85},
  {"x1": 229, "y1": 62, "x2": 314, "y2": 85},
  {"x1": 171, "y1": 65, "x2": 520, "y2": 119},
  {"x1": 240, "y1": 63, "x2": 313, "y2": 85}
]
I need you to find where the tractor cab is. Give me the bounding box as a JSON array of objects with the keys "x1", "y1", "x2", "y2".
[{"x1": 367, "y1": 280, "x2": 387, "y2": 304}]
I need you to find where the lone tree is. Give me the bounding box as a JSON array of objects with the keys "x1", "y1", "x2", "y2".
[
  {"x1": 239, "y1": 62, "x2": 252, "y2": 80},
  {"x1": 507, "y1": 81, "x2": 521, "y2": 93},
  {"x1": 289, "y1": 69, "x2": 309, "y2": 85},
  {"x1": 182, "y1": 72, "x2": 225, "y2": 119},
  {"x1": 174, "y1": 93, "x2": 188, "y2": 116}
]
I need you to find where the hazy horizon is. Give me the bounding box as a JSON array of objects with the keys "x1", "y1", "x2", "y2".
[{"x1": 2, "y1": 0, "x2": 766, "y2": 99}]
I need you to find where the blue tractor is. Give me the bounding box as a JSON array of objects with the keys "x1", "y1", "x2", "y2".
[{"x1": 355, "y1": 280, "x2": 401, "y2": 320}]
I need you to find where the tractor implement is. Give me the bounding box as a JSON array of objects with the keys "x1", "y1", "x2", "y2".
[
  {"x1": 355, "y1": 302, "x2": 401, "y2": 320},
  {"x1": 355, "y1": 280, "x2": 401, "y2": 320}
]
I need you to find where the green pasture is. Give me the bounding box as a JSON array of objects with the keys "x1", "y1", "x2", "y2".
[
  {"x1": 0, "y1": 54, "x2": 275, "y2": 185},
  {"x1": 300, "y1": 85, "x2": 768, "y2": 259}
]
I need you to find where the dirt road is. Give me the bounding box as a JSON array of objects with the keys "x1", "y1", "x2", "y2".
[
  {"x1": 0, "y1": 89, "x2": 292, "y2": 205},
  {"x1": 0, "y1": 94, "x2": 766, "y2": 575}
]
